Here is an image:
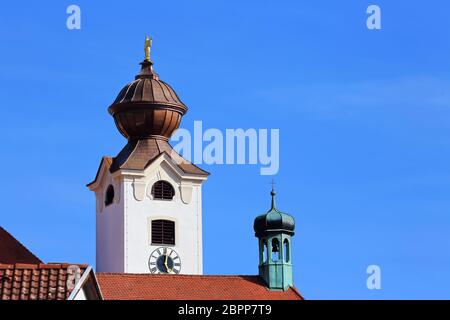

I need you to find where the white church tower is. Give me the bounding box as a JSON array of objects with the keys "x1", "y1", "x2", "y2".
[{"x1": 87, "y1": 38, "x2": 209, "y2": 274}]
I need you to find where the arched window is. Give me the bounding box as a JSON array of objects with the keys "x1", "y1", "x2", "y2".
[
  {"x1": 271, "y1": 238, "x2": 280, "y2": 262},
  {"x1": 151, "y1": 180, "x2": 175, "y2": 200},
  {"x1": 284, "y1": 239, "x2": 290, "y2": 262},
  {"x1": 262, "y1": 240, "x2": 268, "y2": 263},
  {"x1": 151, "y1": 219, "x2": 175, "y2": 245},
  {"x1": 105, "y1": 185, "x2": 114, "y2": 206}
]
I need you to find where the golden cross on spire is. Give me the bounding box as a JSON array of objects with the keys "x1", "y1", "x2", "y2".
[{"x1": 144, "y1": 35, "x2": 152, "y2": 61}]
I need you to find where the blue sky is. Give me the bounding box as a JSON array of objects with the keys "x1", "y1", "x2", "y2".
[{"x1": 0, "y1": 1, "x2": 449, "y2": 299}]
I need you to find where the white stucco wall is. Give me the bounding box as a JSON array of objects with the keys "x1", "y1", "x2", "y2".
[
  {"x1": 91, "y1": 154, "x2": 206, "y2": 275},
  {"x1": 95, "y1": 170, "x2": 125, "y2": 273},
  {"x1": 72, "y1": 288, "x2": 87, "y2": 300}
]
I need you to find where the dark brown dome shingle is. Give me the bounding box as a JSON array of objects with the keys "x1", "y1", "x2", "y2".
[
  {"x1": 108, "y1": 60, "x2": 187, "y2": 141},
  {"x1": 112, "y1": 78, "x2": 185, "y2": 108}
]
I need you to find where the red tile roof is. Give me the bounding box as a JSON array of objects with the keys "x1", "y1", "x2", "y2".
[
  {"x1": 0, "y1": 263, "x2": 88, "y2": 300},
  {"x1": 96, "y1": 274, "x2": 303, "y2": 300},
  {"x1": 0, "y1": 227, "x2": 42, "y2": 264}
]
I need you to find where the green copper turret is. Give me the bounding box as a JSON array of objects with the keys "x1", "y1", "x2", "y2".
[{"x1": 253, "y1": 188, "x2": 295, "y2": 290}]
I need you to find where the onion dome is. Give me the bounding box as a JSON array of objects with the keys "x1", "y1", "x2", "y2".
[
  {"x1": 254, "y1": 188, "x2": 295, "y2": 237},
  {"x1": 108, "y1": 37, "x2": 187, "y2": 141}
]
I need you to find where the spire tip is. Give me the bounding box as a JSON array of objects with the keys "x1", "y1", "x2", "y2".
[
  {"x1": 144, "y1": 35, "x2": 152, "y2": 62},
  {"x1": 270, "y1": 179, "x2": 277, "y2": 210}
]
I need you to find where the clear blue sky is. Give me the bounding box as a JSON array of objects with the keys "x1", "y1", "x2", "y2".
[{"x1": 0, "y1": 1, "x2": 449, "y2": 299}]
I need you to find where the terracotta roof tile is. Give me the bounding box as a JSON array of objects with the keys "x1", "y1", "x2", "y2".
[
  {"x1": 0, "y1": 263, "x2": 88, "y2": 300},
  {"x1": 96, "y1": 274, "x2": 303, "y2": 300},
  {"x1": 0, "y1": 227, "x2": 42, "y2": 264}
]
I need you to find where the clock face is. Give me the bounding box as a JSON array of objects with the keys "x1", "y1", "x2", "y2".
[{"x1": 148, "y1": 247, "x2": 181, "y2": 274}]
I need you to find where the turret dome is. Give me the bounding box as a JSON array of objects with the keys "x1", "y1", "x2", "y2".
[{"x1": 253, "y1": 189, "x2": 295, "y2": 237}]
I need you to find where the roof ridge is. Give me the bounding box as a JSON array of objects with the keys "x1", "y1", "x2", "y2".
[
  {"x1": 96, "y1": 273, "x2": 259, "y2": 278},
  {"x1": 162, "y1": 142, "x2": 210, "y2": 175},
  {"x1": 155, "y1": 138, "x2": 163, "y2": 154},
  {"x1": 0, "y1": 263, "x2": 89, "y2": 269},
  {"x1": 120, "y1": 139, "x2": 141, "y2": 169},
  {"x1": 289, "y1": 286, "x2": 305, "y2": 300},
  {"x1": 86, "y1": 156, "x2": 112, "y2": 187}
]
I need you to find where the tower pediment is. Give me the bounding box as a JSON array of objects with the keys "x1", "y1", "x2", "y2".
[{"x1": 87, "y1": 139, "x2": 208, "y2": 191}]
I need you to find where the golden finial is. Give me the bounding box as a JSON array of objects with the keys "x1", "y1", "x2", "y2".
[{"x1": 144, "y1": 36, "x2": 152, "y2": 61}]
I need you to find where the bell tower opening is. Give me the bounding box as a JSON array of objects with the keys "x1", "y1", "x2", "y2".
[
  {"x1": 151, "y1": 181, "x2": 175, "y2": 200},
  {"x1": 104, "y1": 185, "x2": 114, "y2": 206}
]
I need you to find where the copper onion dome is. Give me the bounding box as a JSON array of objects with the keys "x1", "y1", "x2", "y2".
[{"x1": 108, "y1": 37, "x2": 187, "y2": 141}]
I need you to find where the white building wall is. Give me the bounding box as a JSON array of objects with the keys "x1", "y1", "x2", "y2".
[
  {"x1": 92, "y1": 154, "x2": 206, "y2": 275},
  {"x1": 73, "y1": 288, "x2": 87, "y2": 300},
  {"x1": 95, "y1": 176, "x2": 124, "y2": 273}
]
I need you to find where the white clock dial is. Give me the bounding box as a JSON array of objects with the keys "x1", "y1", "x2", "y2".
[{"x1": 148, "y1": 247, "x2": 181, "y2": 274}]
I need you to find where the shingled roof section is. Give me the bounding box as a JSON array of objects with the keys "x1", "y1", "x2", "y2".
[
  {"x1": 87, "y1": 139, "x2": 208, "y2": 188},
  {"x1": 0, "y1": 263, "x2": 88, "y2": 300},
  {"x1": 109, "y1": 138, "x2": 209, "y2": 175},
  {"x1": 96, "y1": 274, "x2": 303, "y2": 300},
  {"x1": 0, "y1": 227, "x2": 42, "y2": 264}
]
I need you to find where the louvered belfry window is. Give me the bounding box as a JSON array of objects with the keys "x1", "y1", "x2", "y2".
[
  {"x1": 151, "y1": 220, "x2": 175, "y2": 245},
  {"x1": 151, "y1": 180, "x2": 175, "y2": 200}
]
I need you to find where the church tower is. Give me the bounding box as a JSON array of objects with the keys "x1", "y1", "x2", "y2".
[
  {"x1": 254, "y1": 188, "x2": 295, "y2": 290},
  {"x1": 87, "y1": 38, "x2": 209, "y2": 274}
]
